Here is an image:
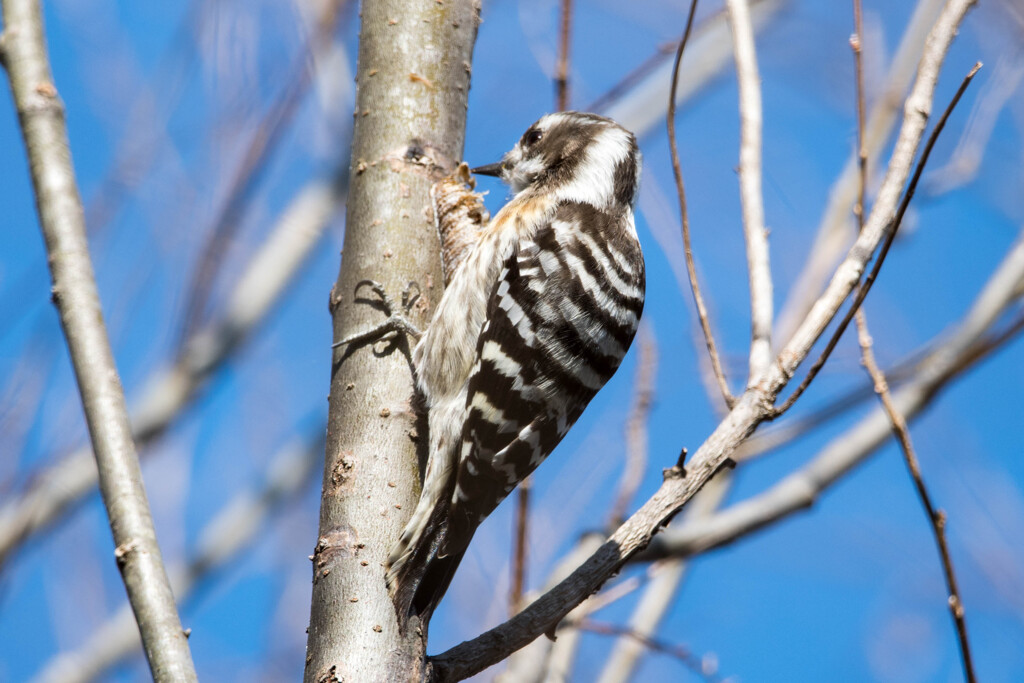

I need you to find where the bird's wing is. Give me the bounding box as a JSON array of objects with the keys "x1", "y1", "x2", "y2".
[{"x1": 442, "y1": 202, "x2": 645, "y2": 553}]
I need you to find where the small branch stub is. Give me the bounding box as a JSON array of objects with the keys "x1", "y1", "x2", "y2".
[{"x1": 662, "y1": 447, "x2": 689, "y2": 480}]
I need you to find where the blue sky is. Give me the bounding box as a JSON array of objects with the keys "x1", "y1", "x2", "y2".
[{"x1": 1, "y1": 1, "x2": 1023, "y2": 681}]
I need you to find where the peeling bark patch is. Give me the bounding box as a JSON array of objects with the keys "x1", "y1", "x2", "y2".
[
  {"x1": 113, "y1": 539, "x2": 139, "y2": 566},
  {"x1": 34, "y1": 81, "x2": 57, "y2": 97},
  {"x1": 312, "y1": 525, "x2": 360, "y2": 580},
  {"x1": 315, "y1": 664, "x2": 343, "y2": 683},
  {"x1": 330, "y1": 451, "x2": 357, "y2": 494},
  {"x1": 409, "y1": 72, "x2": 434, "y2": 89},
  {"x1": 383, "y1": 140, "x2": 453, "y2": 178},
  {"x1": 328, "y1": 283, "x2": 343, "y2": 312}
]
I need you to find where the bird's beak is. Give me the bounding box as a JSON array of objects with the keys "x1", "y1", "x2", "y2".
[{"x1": 471, "y1": 162, "x2": 504, "y2": 177}]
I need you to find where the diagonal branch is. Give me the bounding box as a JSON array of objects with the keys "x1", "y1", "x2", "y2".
[{"x1": 0, "y1": 0, "x2": 197, "y2": 679}]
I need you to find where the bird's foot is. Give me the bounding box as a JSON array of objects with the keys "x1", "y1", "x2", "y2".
[{"x1": 332, "y1": 279, "x2": 422, "y2": 350}]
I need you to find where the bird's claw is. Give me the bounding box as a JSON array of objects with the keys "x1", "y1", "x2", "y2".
[{"x1": 332, "y1": 279, "x2": 423, "y2": 350}]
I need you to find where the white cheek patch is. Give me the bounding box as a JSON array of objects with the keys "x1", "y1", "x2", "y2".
[{"x1": 556, "y1": 127, "x2": 632, "y2": 209}]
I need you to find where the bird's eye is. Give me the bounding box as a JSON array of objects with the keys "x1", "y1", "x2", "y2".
[{"x1": 524, "y1": 128, "x2": 543, "y2": 146}]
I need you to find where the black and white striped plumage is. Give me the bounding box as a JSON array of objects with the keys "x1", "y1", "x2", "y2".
[{"x1": 387, "y1": 112, "x2": 645, "y2": 621}]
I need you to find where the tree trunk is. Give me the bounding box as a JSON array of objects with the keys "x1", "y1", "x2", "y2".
[{"x1": 303, "y1": 1, "x2": 479, "y2": 681}]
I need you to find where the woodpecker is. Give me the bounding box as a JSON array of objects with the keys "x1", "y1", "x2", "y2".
[{"x1": 380, "y1": 111, "x2": 646, "y2": 623}]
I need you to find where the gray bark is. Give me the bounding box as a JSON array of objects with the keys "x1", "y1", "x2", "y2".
[{"x1": 303, "y1": 1, "x2": 480, "y2": 681}]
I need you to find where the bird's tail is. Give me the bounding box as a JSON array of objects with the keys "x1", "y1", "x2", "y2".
[{"x1": 386, "y1": 488, "x2": 473, "y2": 628}]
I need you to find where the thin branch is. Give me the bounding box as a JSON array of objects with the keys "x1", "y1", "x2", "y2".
[
  {"x1": 668, "y1": 0, "x2": 735, "y2": 409},
  {"x1": 856, "y1": 312, "x2": 977, "y2": 683},
  {"x1": 775, "y1": 61, "x2": 983, "y2": 416},
  {"x1": 429, "y1": 3, "x2": 976, "y2": 677},
  {"x1": 852, "y1": 0, "x2": 869, "y2": 234},
  {"x1": 0, "y1": 171, "x2": 345, "y2": 565},
  {"x1": 511, "y1": 482, "x2": 531, "y2": 615},
  {"x1": 725, "y1": 0, "x2": 773, "y2": 383},
  {"x1": 571, "y1": 620, "x2": 726, "y2": 683},
  {"x1": 0, "y1": 0, "x2": 196, "y2": 679}
]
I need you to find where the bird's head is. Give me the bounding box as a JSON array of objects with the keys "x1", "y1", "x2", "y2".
[{"x1": 473, "y1": 111, "x2": 640, "y2": 210}]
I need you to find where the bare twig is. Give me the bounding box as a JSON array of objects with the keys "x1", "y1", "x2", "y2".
[
  {"x1": 856, "y1": 314, "x2": 977, "y2": 683},
  {"x1": 0, "y1": 0, "x2": 197, "y2": 679},
  {"x1": 852, "y1": 0, "x2": 869, "y2": 233},
  {"x1": 775, "y1": 61, "x2": 983, "y2": 416},
  {"x1": 511, "y1": 482, "x2": 531, "y2": 615},
  {"x1": 572, "y1": 620, "x2": 725, "y2": 683},
  {"x1": 0, "y1": 172, "x2": 345, "y2": 564},
  {"x1": 668, "y1": 0, "x2": 735, "y2": 409},
  {"x1": 429, "y1": 3, "x2": 976, "y2": 677},
  {"x1": 725, "y1": 0, "x2": 773, "y2": 383}
]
